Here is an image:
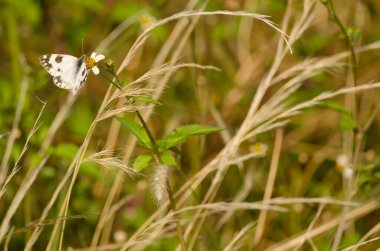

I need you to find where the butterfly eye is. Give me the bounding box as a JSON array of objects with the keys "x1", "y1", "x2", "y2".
[{"x1": 85, "y1": 56, "x2": 96, "y2": 69}]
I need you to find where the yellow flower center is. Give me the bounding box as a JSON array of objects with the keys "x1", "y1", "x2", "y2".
[
  {"x1": 139, "y1": 16, "x2": 152, "y2": 26},
  {"x1": 85, "y1": 56, "x2": 96, "y2": 69},
  {"x1": 249, "y1": 143, "x2": 265, "y2": 153}
]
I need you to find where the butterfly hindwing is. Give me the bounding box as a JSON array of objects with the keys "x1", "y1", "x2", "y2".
[
  {"x1": 74, "y1": 56, "x2": 88, "y2": 88},
  {"x1": 39, "y1": 54, "x2": 88, "y2": 94}
]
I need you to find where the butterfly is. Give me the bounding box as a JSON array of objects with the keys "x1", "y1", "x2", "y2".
[{"x1": 39, "y1": 52, "x2": 105, "y2": 94}]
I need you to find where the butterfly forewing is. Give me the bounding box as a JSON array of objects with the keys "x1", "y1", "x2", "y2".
[{"x1": 39, "y1": 54, "x2": 88, "y2": 94}]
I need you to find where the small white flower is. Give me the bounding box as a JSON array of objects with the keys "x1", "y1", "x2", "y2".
[
  {"x1": 248, "y1": 143, "x2": 268, "y2": 158},
  {"x1": 139, "y1": 13, "x2": 157, "y2": 30},
  {"x1": 336, "y1": 153, "x2": 355, "y2": 179},
  {"x1": 343, "y1": 166, "x2": 354, "y2": 180},
  {"x1": 113, "y1": 230, "x2": 127, "y2": 243},
  {"x1": 85, "y1": 52, "x2": 105, "y2": 75},
  {"x1": 336, "y1": 154, "x2": 349, "y2": 168}
]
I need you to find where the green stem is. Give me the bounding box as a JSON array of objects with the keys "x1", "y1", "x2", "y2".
[
  {"x1": 322, "y1": 0, "x2": 358, "y2": 85},
  {"x1": 133, "y1": 107, "x2": 162, "y2": 162},
  {"x1": 321, "y1": 2, "x2": 359, "y2": 250},
  {"x1": 101, "y1": 65, "x2": 187, "y2": 250},
  {"x1": 105, "y1": 66, "x2": 163, "y2": 161}
]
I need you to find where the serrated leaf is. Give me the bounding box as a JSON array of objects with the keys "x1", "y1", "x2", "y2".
[
  {"x1": 133, "y1": 154, "x2": 152, "y2": 171},
  {"x1": 135, "y1": 95, "x2": 162, "y2": 105},
  {"x1": 161, "y1": 151, "x2": 176, "y2": 166},
  {"x1": 157, "y1": 124, "x2": 223, "y2": 151},
  {"x1": 114, "y1": 116, "x2": 151, "y2": 148}
]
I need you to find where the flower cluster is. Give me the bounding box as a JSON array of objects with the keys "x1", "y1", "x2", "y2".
[{"x1": 336, "y1": 154, "x2": 354, "y2": 179}]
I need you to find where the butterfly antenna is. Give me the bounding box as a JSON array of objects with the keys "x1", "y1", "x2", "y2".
[{"x1": 81, "y1": 39, "x2": 84, "y2": 55}]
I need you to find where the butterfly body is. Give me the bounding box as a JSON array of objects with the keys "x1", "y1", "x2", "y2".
[{"x1": 40, "y1": 54, "x2": 89, "y2": 94}]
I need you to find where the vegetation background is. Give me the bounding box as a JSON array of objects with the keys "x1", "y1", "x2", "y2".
[{"x1": 1, "y1": 0, "x2": 380, "y2": 250}]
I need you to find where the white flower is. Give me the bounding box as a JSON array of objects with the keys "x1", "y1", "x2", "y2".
[
  {"x1": 248, "y1": 143, "x2": 268, "y2": 158},
  {"x1": 113, "y1": 230, "x2": 127, "y2": 243},
  {"x1": 336, "y1": 153, "x2": 355, "y2": 179},
  {"x1": 139, "y1": 13, "x2": 157, "y2": 30},
  {"x1": 343, "y1": 166, "x2": 354, "y2": 180},
  {"x1": 85, "y1": 52, "x2": 105, "y2": 75},
  {"x1": 336, "y1": 154, "x2": 349, "y2": 168}
]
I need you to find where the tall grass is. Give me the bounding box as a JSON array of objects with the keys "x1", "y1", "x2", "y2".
[{"x1": 1, "y1": 0, "x2": 380, "y2": 250}]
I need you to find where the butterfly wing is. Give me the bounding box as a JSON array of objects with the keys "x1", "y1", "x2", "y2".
[{"x1": 40, "y1": 54, "x2": 88, "y2": 94}]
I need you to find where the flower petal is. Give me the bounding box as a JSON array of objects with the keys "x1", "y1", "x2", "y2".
[
  {"x1": 91, "y1": 66, "x2": 100, "y2": 75},
  {"x1": 90, "y1": 52, "x2": 96, "y2": 59},
  {"x1": 95, "y1": 54, "x2": 105, "y2": 62}
]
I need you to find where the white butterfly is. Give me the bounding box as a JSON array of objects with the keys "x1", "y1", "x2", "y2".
[{"x1": 39, "y1": 52, "x2": 105, "y2": 94}]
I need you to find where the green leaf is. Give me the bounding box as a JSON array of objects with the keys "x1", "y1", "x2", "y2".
[
  {"x1": 161, "y1": 151, "x2": 177, "y2": 166},
  {"x1": 157, "y1": 124, "x2": 223, "y2": 151},
  {"x1": 349, "y1": 27, "x2": 361, "y2": 42},
  {"x1": 321, "y1": 101, "x2": 350, "y2": 115},
  {"x1": 114, "y1": 116, "x2": 151, "y2": 148},
  {"x1": 40, "y1": 166, "x2": 57, "y2": 179},
  {"x1": 50, "y1": 143, "x2": 79, "y2": 160},
  {"x1": 68, "y1": 100, "x2": 93, "y2": 135},
  {"x1": 80, "y1": 161, "x2": 102, "y2": 180},
  {"x1": 320, "y1": 101, "x2": 356, "y2": 132},
  {"x1": 133, "y1": 154, "x2": 152, "y2": 171},
  {"x1": 340, "y1": 114, "x2": 356, "y2": 131},
  {"x1": 135, "y1": 95, "x2": 162, "y2": 105},
  {"x1": 357, "y1": 164, "x2": 376, "y2": 172}
]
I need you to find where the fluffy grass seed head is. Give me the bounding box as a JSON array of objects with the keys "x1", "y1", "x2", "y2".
[{"x1": 151, "y1": 164, "x2": 170, "y2": 204}]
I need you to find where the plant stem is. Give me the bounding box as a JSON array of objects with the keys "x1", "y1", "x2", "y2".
[
  {"x1": 322, "y1": 0, "x2": 358, "y2": 85},
  {"x1": 321, "y1": 1, "x2": 359, "y2": 250},
  {"x1": 101, "y1": 65, "x2": 187, "y2": 250}
]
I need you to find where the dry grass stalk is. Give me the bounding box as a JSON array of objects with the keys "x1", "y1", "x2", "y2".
[
  {"x1": 265, "y1": 199, "x2": 380, "y2": 251},
  {"x1": 0, "y1": 101, "x2": 45, "y2": 199},
  {"x1": 254, "y1": 128, "x2": 283, "y2": 244},
  {"x1": 0, "y1": 75, "x2": 29, "y2": 187},
  {"x1": 0, "y1": 157, "x2": 48, "y2": 242},
  {"x1": 224, "y1": 222, "x2": 255, "y2": 251},
  {"x1": 118, "y1": 10, "x2": 290, "y2": 73},
  {"x1": 294, "y1": 204, "x2": 325, "y2": 251},
  {"x1": 342, "y1": 236, "x2": 380, "y2": 251}
]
